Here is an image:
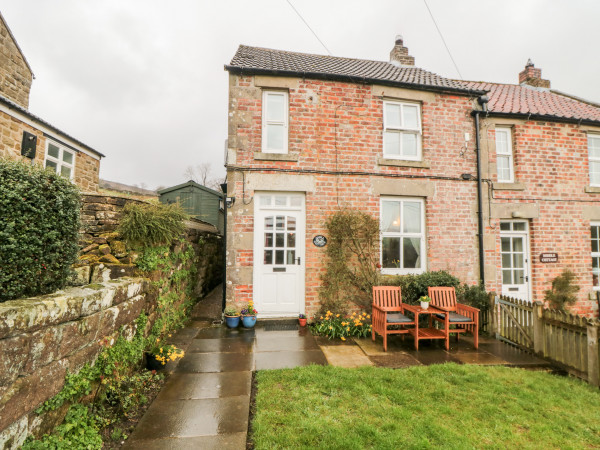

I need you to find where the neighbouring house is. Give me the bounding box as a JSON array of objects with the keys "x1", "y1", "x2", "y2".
[
  {"x1": 158, "y1": 180, "x2": 224, "y2": 233},
  {"x1": 224, "y1": 36, "x2": 600, "y2": 318},
  {"x1": 0, "y1": 11, "x2": 103, "y2": 192}
]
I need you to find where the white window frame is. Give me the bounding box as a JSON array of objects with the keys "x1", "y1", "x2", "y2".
[
  {"x1": 592, "y1": 222, "x2": 600, "y2": 290},
  {"x1": 261, "y1": 90, "x2": 288, "y2": 154},
  {"x1": 495, "y1": 127, "x2": 514, "y2": 183},
  {"x1": 382, "y1": 100, "x2": 422, "y2": 161},
  {"x1": 44, "y1": 139, "x2": 75, "y2": 180},
  {"x1": 380, "y1": 197, "x2": 426, "y2": 275},
  {"x1": 588, "y1": 134, "x2": 600, "y2": 187}
]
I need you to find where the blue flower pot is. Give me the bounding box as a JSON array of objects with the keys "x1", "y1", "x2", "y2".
[
  {"x1": 225, "y1": 315, "x2": 241, "y2": 329},
  {"x1": 242, "y1": 315, "x2": 257, "y2": 328}
]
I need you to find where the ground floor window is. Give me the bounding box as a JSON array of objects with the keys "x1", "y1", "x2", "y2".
[
  {"x1": 592, "y1": 223, "x2": 600, "y2": 288},
  {"x1": 44, "y1": 140, "x2": 75, "y2": 179},
  {"x1": 380, "y1": 197, "x2": 425, "y2": 275}
]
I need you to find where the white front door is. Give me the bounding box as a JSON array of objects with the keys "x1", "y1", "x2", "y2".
[
  {"x1": 253, "y1": 193, "x2": 305, "y2": 317},
  {"x1": 500, "y1": 221, "x2": 531, "y2": 301}
]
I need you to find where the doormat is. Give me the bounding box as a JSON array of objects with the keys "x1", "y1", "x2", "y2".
[{"x1": 263, "y1": 322, "x2": 299, "y2": 332}]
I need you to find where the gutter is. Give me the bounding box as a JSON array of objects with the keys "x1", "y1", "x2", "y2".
[
  {"x1": 479, "y1": 111, "x2": 600, "y2": 128},
  {"x1": 224, "y1": 65, "x2": 487, "y2": 98}
]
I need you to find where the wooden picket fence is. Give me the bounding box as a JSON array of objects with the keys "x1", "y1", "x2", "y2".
[{"x1": 489, "y1": 294, "x2": 600, "y2": 387}]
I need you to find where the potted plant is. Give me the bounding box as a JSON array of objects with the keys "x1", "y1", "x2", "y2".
[
  {"x1": 298, "y1": 313, "x2": 307, "y2": 327},
  {"x1": 419, "y1": 295, "x2": 431, "y2": 310},
  {"x1": 145, "y1": 339, "x2": 184, "y2": 370},
  {"x1": 240, "y1": 300, "x2": 258, "y2": 328},
  {"x1": 224, "y1": 306, "x2": 241, "y2": 328}
]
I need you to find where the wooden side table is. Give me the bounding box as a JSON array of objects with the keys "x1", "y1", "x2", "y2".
[{"x1": 403, "y1": 304, "x2": 450, "y2": 351}]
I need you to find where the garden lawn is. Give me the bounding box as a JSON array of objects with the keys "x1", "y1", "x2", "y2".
[{"x1": 252, "y1": 364, "x2": 600, "y2": 449}]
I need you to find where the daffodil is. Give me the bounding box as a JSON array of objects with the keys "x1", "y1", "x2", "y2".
[{"x1": 341, "y1": 337, "x2": 346, "y2": 341}]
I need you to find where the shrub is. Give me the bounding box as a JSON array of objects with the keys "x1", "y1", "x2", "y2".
[
  {"x1": 0, "y1": 158, "x2": 81, "y2": 302},
  {"x1": 380, "y1": 271, "x2": 460, "y2": 304},
  {"x1": 457, "y1": 283, "x2": 490, "y2": 311},
  {"x1": 544, "y1": 269, "x2": 580, "y2": 311},
  {"x1": 117, "y1": 202, "x2": 188, "y2": 248}
]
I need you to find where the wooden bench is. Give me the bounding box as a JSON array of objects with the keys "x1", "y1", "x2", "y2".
[
  {"x1": 372, "y1": 286, "x2": 415, "y2": 351},
  {"x1": 428, "y1": 286, "x2": 480, "y2": 349}
]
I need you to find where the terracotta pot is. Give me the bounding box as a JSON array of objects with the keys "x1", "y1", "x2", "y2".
[{"x1": 299, "y1": 318, "x2": 307, "y2": 326}]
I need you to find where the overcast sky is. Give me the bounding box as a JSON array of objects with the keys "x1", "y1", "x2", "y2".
[{"x1": 2, "y1": 0, "x2": 599, "y2": 190}]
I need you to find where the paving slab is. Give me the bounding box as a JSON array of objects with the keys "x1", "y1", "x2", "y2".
[
  {"x1": 320, "y1": 345, "x2": 374, "y2": 368},
  {"x1": 354, "y1": 337, "x2": 389, "y2": 356},
  {"x1": 188, "y1": 338, "x2": 255, "y2": 354},
  {"x1": 196, "y1": 327, "x2": 256, "y2": 340},
  {"x1": 451, "y1": 352, "x2": 509, "y2": 365},
  {"x1": 123, "y1": 433, "x2": 247, "y2": 450},
  {"x1": 156, "y1": 372, "x2": 252, "y2": 401},
  {"x1": 255, "y1": 335, "x2": 319, "y2": 352},
  {"x1": 255, "y1": 349, "x2": 327, "y2": 370},
  {"x1": 176, "y1": 352, "x2": 254, "y2": 373},
  {"x1": 128, "y1": 396, "x2": 249, "y2": 440}
]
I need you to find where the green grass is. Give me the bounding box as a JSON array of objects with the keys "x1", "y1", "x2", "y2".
[{"x1": 252, "y1": 364, "x2": 600, "y2": 449}]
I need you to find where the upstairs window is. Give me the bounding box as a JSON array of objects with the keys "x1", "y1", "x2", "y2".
[
  {"x1": 589, "y1": 134, "x2": 600, "y2": 186},
  {"x1": 383, "y1": 100, "x2": 422, "y2": 160},
  {"x1": 262, "y1": 91, "x2": 288, "y2": 154},
  {"x1": 495, "y1": 127, "x2": 514, "y2": 183},
  {"x1": 592, "y1": 223, "x2": 600, "y2": 288},
  {"x1": 44, "y1": 140, "x2": 75, "y2": 180}
]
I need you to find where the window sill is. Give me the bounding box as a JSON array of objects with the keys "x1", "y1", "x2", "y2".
[
  {"x1": 377, "y1": 157, "x2": 430, "y2": 169},
  {"x1": 585, "y1": 186, "x2": 600, "y2": 194},
  {"x1": 493, "y1": 182, "x2": 525, "y2": 191},
  {"x1": 254, "y1": 152, "x2": 299, "y2": 162}
]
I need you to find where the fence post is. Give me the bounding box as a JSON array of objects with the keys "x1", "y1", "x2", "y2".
[
  {"x1": 532, "y1": 301, "x2": 544, "y2": 356},
  {"x1": 587, "y1": 320, "x2": 600, "y2": 388},
  {"x1": 488, "y1": 292, "x2": 497, "y2": 336}
]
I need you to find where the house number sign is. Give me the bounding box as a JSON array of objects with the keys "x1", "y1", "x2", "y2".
[
  {"x1": 540, "y1": 253, "x2": 558, "y2": 263},
  {"x1": 313, "y1": 235, "x2": 327, "y2": 247}
]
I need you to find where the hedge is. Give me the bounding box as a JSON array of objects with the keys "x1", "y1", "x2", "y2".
[{"x1": 0, "y1": 158, "x2": 81, "y2": 301}]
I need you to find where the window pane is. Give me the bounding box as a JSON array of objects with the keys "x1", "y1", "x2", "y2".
[
  {"x1": 593, "y1": 257, "x2": 599, "y2": 287},
  {"x1": 401, "y1": 133, "x2": 418, "y2": 157},
  {"x1": 592, "y1": 226, "x2": 598, "y2": 240},
  {"x1": 264, "y1": 233, "x2": 273, "y2": 248},
  {"x1": 62, "y1": 151, "x2": 73, "y2": 164},
  {"x1": 403, "y1": 237, "x2": 421, "y2": 269},
  {"x1": 514, "y1": 270, "x2": 525, "y2": 284},
  {"x1": 501, "y1": 237, "x2": 511, "y2": 251},
  {"x1": 513, "y1": 222, "x2": 526, "y2": 231},
  {"x1": 264, "y1": 250, "x2": 273, "y2": 265},
  {"x1": 382, "y1": 201, "x2": 401, "y2": 232},
  {"x1": 382, "y1": 237, "x2": 400, "y2": 268},
  {"x1": 275, "y1": 233, "x2": 284, "y2": 247},
  {"x1": 512, "y1": 238, "x2": 523, "y2": 253},
  {"x1": 290, "y1": 197, "x2": 302, "y2": 207},
  {"x1": 287, "y1": 232, "x2": 295, "y2": 248},
  {"x1": 496, "y1": 130, "x2": 509, "y2": 154},
  {"x1": 513, "y1": 254, "x2": 524, "y2": 269},
  {"x1": 402, "y1": 105, "x2": 419, "y2": 129},
  {"x1": 45, "y1": 160, "x2": 57, "y2": 171},
  {"x1": 274, "y1": 196, "x2": 287, "y2": 206},
  {"x1": 500, "y1": 222, "x2": 511, "y2": 231},
  {"x1": 60, "y1": 166, "x2": 71, "y2": 178},
  {"x1": 502, "y1": 270, "x2": 512, "y2": 284},
  {"x1": 287, "y1": 250, "x2": 295, "y2": 265},
  {"x1": 385, "y1": 103, "x2": 401, "y2": 128},
  {"x1": 287, "y1": 217, "x2": 296, "y2": 231},
  {"x1": 275, "y1": 250, "x2": 284, "y2": 265},
  {"x1": 403, "y1": 201, "x2": 421, "y2": 233},
  {"x1": 276, "y1": 216, "x2": 285, "y2": 230},
  {"x1": 48, "y1": 143, "x2": 60, "y2": 159},
  {"x1": 260, "y1": 196, "x2": 271, "y2": 206},
  {"x1": 266, "y1": 124, "x2": 284, "y2": 151},
  {"x1": 265, "y1": 217, "x2": 273, "y2": 230},
  {"x1": 502, "y1": 254, "x2": 512, "y2": 269},
  {"x1": 590, "y1": 161, "x2": 600, "y2": 185},
  {"x1": 589, "y1": 136, "x2": 600, "y2": 158},
  {"x1": 593, "y1": 238, "x2": 599, "y2": 254},
  {"x1": 384, "y1": 131, "x2": 401, "y2": 156},
  {"x1": 497, "y1": 156, "x2": 511, "y2": 181},
  {"x1": 266, "y1": 93, "x2": 285, "y2": 121}
]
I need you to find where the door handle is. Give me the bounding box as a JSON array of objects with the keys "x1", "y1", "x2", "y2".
[{"x1": 296, "y1": 257, "x2": 301, "y2": 265}]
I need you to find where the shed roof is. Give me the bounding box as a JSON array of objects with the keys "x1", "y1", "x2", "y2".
[{"x1": 157, "y1": 180, "x2": 223, "y2": 197}]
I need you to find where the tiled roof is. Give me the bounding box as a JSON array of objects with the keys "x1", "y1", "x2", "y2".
[
  {"x1": 227, "y1": 45, "x2": 482, "y2": 94},
  {"x1": 463, "y1": 81, "x2": 600, "y2": 123}
]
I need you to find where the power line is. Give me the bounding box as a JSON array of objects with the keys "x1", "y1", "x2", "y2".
[
  {"x1": 423, "y1": 0, "x2": 463, "y2": 79},
  {"x1": 286, "y1": 0, "x2": 332, "y2": 56}
]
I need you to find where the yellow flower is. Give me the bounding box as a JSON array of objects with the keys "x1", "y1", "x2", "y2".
[
  {"x1": 156, "y1": 338, "x2": 160, "y2": 343},
  {"x1": 346, "y1": 327, "x2": 350, "y2": 332},
  {"x1": 336, "y1": 314, "x2": 340, "y2": 318},
  {"x1": 362, "y1": 312, "x2": 367, "y2": 316},
  {"x1": 168, "y1": 334, "x2": 172, "y2": 337},
  {"x1": 320, "y1": 316, "x2": 323, "y2": 320},
  {"x1": 327, "y1": 310, "x2": 331, "y2": 315},
  {"x1": 351, "y1": 312, "x2": 356, "y2": 316},
  {"x1": 367, "y1": 314, "x2": 371, "y2": 319},
  {"x1": 159, "y1": 348, "x2": 163, "y2": 353},
  {"x1": 329, "y1": 326, "x2": 333, "y2": 330},
  {"x1": 341, "y1": 337, "x2": 346, "y2": 341}
]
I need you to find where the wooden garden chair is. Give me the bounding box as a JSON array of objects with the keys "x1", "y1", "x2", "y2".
[
  {"x1": 428, "y1": 286, "x2": 480, "y2": 349},
  {"x1": 372, "y1": 286, "x2": 415, "y2": 351}
]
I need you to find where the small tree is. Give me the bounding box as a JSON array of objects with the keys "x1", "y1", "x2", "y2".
[{"x1": 544, "y1": 269, "x2": 580, "y2": 311}]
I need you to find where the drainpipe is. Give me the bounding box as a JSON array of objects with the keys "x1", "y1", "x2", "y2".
[
  {"x1": 474, "y1": 95, "x2": 489, "y2": 286},
  {"x1": 220, "y1": 183, "x2": 227, "y2": 314}
]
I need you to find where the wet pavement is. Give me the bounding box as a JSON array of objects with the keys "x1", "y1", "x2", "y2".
[{"x1": 126, "y1": 286, "x2": 551, "y2": 449}]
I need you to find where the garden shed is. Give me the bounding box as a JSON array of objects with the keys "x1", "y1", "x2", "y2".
[{"x1": 158, "y1": 180, "x2": 224, "y2": 233}]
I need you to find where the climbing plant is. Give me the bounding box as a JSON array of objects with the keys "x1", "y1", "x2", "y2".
[{"x1": 319, "y1": 209, "x2": 380, "y2": 314}]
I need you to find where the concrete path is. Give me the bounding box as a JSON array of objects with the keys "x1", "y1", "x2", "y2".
[{"x1": 124, "y1": 288, "x2": 326, "y2": 449}]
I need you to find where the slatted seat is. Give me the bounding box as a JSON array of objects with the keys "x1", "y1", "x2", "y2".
[
  {"x1": 372, "y1": 286, "x2": 415, "y2": 351},
  {"x1": 428, "y1": 287, "x2": 480, "y2": 348}
]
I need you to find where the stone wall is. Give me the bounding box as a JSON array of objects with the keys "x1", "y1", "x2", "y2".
[
  {"x1": 0, "y1": 15, "x2": 32, "y2": 109},
  {"x1": 0, "y1": 278, "x2": 154, "y2": 447}
]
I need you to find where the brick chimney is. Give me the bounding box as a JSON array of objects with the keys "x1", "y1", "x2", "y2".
[
  {"x1": 518, "y1": 59, "x2": 550, "y2": 89},
  {"x1": 389, "y1": 35, "x2": 415, "y2": 66}
]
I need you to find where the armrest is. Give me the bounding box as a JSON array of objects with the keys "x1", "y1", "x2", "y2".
[
  {"x1": 372, "y1": 304, "x2": 403, "y2": 313},
  {"x1": 456, "y1": 303, "x2": 480, "y2": 313},
  {"x1": 431, "y1": 304, "x2": 452, "y2": 312}
]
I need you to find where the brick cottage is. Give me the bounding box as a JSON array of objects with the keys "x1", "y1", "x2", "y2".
[
  {"x1": 0, "y1": 12, "x2": 103, "y2": 192},
  {"x1": 223, "y1": 37, "x2": 600, "y2": 318}
]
